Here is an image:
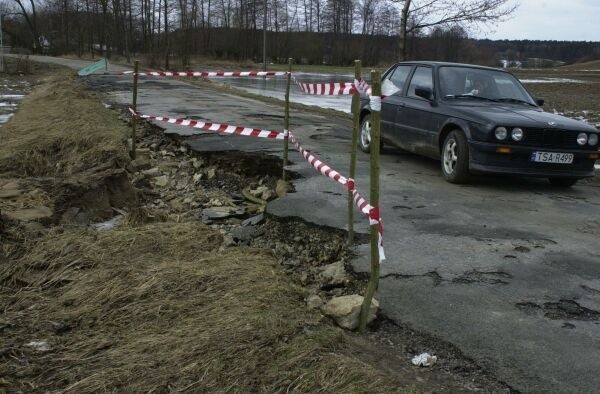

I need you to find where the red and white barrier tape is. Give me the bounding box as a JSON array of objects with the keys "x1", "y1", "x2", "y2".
[
  {"x1": 129, "y1": 108, "x2": 286, "y2": 139},
  {"x1": 122, "y1": 70, "x2": 286, "y2": 77},
  {"x1": 287, "y1": 131, "x2": 385, "y2": 263},
  {"x1": 291, "y1": 75, "x2": 357, "y2": 95}
]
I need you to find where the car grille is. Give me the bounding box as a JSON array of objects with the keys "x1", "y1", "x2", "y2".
[{"x1": 521, "y1": 128, "x2": 589, "y2": 149}]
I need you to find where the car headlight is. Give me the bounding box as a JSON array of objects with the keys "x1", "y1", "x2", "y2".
[
  {"x1": 511, "y1": 128, "x2": 524, "y2": 141},
  {"x1": 588, "y1": 133, "x2": 598, "y2": 146},
  {"x1": 577, "y1": 133, "x2": 588, "y2": 146},
  {"x1": 495, "y1": 127, "x2": 508, "y2": 140}
]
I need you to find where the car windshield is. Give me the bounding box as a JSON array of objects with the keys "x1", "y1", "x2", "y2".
[{"x1": 439, "y1": 66, "x2": 535, "y2": 105}]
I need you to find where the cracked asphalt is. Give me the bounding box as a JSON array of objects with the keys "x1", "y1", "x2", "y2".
[{"x1": 19, "y1": 55, "x2": 600, "y2": 392}]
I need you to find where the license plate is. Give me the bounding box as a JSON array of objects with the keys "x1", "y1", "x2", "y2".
[{"x1": 530, "y1": 151, "x2": 573, "y2": 164}]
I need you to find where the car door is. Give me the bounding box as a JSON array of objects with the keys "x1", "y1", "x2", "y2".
[
  {"x1": 380, "y1": 65, "x2": 413, "y2": 147},
  {"x1": 396, "y1": 66, "x2": 439, "y2": 157}
]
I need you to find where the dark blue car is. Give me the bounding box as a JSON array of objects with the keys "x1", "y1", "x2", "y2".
[{"x1": 358, "y1": 62, "x2": 599, "y2": 187}]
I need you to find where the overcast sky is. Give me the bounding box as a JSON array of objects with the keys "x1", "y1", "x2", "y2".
[{"x1": 477, "y1": 0, "x2": 600, "y2": 41}]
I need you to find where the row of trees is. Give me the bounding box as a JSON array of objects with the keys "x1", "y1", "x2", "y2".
[{"x1": 9, "y1": 0, "x2": 589, "y2": 68}]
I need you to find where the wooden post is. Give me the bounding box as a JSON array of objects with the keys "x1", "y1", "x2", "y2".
[
  {"x1": 348, "y1": 59, "x2": 361, "y2": 245},
  {"x1": 359, "y1": 70, "x2": 381, "y2": 332},
  {"x1": 282, "y1": 57, "x2": 292, "y2": 181},
  {"x1": 130, "y1": 60, "x2": 139, "y2": 160}
]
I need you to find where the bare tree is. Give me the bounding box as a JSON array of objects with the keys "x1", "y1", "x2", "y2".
[
  {"x1": 397, "y1": 0, "x2": 518, "y2": 60},
  {"x1": 14, "y1": 0, "x2": 40, "y2": 52}
]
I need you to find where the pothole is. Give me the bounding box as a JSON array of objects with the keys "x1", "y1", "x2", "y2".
[
  {"x1": 452, "y1": 270, "x2": 512, "y2": 285},
  {"x1": 516, "y1": 299, "x2": 600, "y2": 321}
]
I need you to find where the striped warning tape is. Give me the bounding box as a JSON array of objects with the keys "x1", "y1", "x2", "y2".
[
  {"x1": 287, "y1": 131, "x2": 385, "y2": 263},
  {"x1": 128, "y1": 108, "x2": 286, "y2": 139},
  {"x1": 292, "y1": 78, "x2": 357, "y2": 95},
  {"x1": 122, "y1": 70, "x2": 286, "y2": 77},
  {"x1": 290, "y1": 75, "x2": 375, "y2": 97}
]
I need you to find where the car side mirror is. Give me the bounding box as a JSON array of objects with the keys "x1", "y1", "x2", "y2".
[
  {"x1": 535, "y1": 98, "x2": 545, "y2": 107},
  {"x1": 415, "y1": 86, "x2": 433, "y2": 101}
]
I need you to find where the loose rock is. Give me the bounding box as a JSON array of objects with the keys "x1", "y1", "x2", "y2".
[
  {"x1": 276, "y1": 179, "x2": 290, "y2": 197},
  {"x1": 323, "y1": 295, "x2": 379, "y2": 330},
  {"x1": 142, "y1": 167, "x2": 160, "y2": 177},
  {"x1": 231, "y1": 226, "x2": 259, "y2": 244},
  {"x1": 207, "y1": 168, "x2": 216, "y2": 179},
  {"x1": 241, "y1": 213, "x2": 264, "y2": 226},
  {"x1": 306, "y1": 294, "x2": 324, "y2": 309},
  {"x1": 319, "y1": 261, "x2": 348, "y2": 287},
  {"x1": 153, "y1": 175, "x2": 169, "y2": 187}
]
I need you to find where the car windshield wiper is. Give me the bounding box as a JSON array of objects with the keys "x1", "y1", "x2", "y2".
[
  {"x1": 496, "y1": 98, "x2": 538, "y2": 107},
  {"x1": 444, "y1": 94, "x2": 499, "y2": 102}
]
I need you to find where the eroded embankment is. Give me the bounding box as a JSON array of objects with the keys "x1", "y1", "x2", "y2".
[{"x1": 0, "y1": 68, "x2": 509, "y2": 392}]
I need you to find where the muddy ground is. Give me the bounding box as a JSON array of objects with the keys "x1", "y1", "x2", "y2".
[{"x1": 0, "y1": 64, "x2": 513, "y2": 391}]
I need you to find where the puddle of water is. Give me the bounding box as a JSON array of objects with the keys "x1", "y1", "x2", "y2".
[
  {"x1": 0, "y1": 79, "x2": 31, "y2": 125},
  {"x1": 213, "y1": 73, "x2": 354, "y2": 113},
  {"x1": 0, "y1": 114, "x2": 14, "y2": 123},
  {"x1": 0, "y1": 94, "x2": 25, "y2": 99}
]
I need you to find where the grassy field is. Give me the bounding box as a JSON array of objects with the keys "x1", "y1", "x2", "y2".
[{"x1": 516, "y1": 61, "x2": 600, "y2": 127}]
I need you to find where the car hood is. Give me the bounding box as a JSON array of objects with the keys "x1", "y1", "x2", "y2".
[{"x1": 449, "y1": 103, "x2": 597, "y2": 132}]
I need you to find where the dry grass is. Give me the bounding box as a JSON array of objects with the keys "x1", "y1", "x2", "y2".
[
  {"x1": 0, "y1": 70, "x2": 129, "y2": 178},
  {"x1": 559, "y1": 60, "x2": 600, "y2": 71},
  {"x1": 0, "y1": 222, "x2": 402, "y2": 392}
]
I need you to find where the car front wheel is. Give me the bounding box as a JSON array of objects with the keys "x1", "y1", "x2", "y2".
[
  {"x1": 549, "y1": 177, "x2": 579, "y2": 187},
  {"x1": 441, "y1": 130, "x2": 470, "y2": 183}
]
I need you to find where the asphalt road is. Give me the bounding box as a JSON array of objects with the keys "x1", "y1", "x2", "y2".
[{"x1": 19, "y1": 55, "x2": 600, "y2": 392}]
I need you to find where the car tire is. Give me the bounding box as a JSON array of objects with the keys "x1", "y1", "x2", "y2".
[
  {"x1": 441, "y1": 130, "x2": 471, "y2": 184},
  {"x1": 549, "y1": 177, "x2": 579, "y2": 187},
  {"x1": 359, "y1": 113, "x2": 384, "y2": 154},
  {"x1": 359, "y1": 114, "x2": 372, "y2": 153}
]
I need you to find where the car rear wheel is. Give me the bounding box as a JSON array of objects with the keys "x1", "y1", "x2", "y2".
[
  {"x1": 359, "y1": 114, "x2": 372, "y2": 153},
  {"x1": 359, "y1": 114, "x2": 384, "y2": 153},
  {"x1": 549, "y1": 177, "x2": 579, "y2": 187},
  {"x1": 441, "y1": 130, "x2": 470, "y2": 184}
]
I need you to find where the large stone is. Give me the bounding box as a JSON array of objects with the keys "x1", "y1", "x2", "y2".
[
  {"x1": 323, "y1": 295, "x2": 379, "y2": 330},
  {"x1": 319, "y1": 261, "x2": 348, "y2": 287}
]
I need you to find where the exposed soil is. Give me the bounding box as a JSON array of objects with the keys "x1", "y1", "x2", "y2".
[{"x1": 0, "y1": 65, "x2": 512, "y2": 392}]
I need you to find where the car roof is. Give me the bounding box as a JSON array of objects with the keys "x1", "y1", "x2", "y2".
[{"x1": 393, "y1": 61, "x2": 505, "y2": 72}]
